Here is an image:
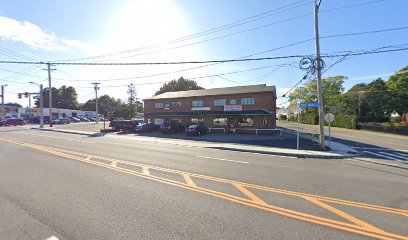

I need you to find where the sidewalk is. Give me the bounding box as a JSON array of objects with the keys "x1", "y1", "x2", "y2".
[{"x1": 32, "y1": 124, "x2": 357, "y2": 159}]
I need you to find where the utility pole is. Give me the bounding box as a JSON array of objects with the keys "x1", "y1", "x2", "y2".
[
  {"x1": 314, "y1": 0, "x2": 326, "y2": 150},
  {"x1": 29, "y1": 82, "x2": 44, "y2": 128},
  {"x1": 45, "y1": 62, "x2": 56, "y2": 127},
  {"x1": 0, "y1": 84, "x2": 6, "y2": 119},
  {"x1": 92, "y1": 82, "x2": 100, "y2": 123}
]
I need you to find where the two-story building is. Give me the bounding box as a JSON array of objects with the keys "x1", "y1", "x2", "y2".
[{"x1": 143, "y1": 84, "x2": 277, "y2": 131}]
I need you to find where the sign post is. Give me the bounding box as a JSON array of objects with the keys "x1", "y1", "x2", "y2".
[
  {"x1": 297, "y1": 102, "x2": 320, "y2": 150},
  {"x1": 324, "y1": 113, "x2": 335, "y2": 149},
  {"x1": 104, "y1": 107, "x2": 116, "y2": 131}
]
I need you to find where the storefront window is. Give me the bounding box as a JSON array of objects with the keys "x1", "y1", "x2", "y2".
[
  {"x1": 214, "y1": 99, "x2": 226, "y2": 106},
  {"x1": 192, "y1": 100, "x2": 204, "y2": 107},
  {"x1": 154, "y1": 118, "x2": 164, "y2": 125},
  {"x1": 213, "y1": 118, "x2": 227, "y2": 126},
  {"x1": 241, "y1": 97, "x2": 255, "y2": 105},
  {"x1": 191, "y1": 117, "x2": 204, "y2": 124},
  {"x1": 155, "y1": 103, "x2": 164, "y2": 109},
  {"x1": 172, "y1": 101, "x2": 182, "y2": 108},
  {"x1": 237, "y1": 117, "x2": 253, "y2": 127}
]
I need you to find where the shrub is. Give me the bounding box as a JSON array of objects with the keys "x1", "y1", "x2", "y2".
[
  {"x1": 390, "y1": 116, "x2": 402, "y2": 123},
  {"x1": 278, "y1": 115, "x2": 288, "y2": 121},
  {"x1": 300, "y1": 112, "x2": 319, "y2": 125},
  {"x1": 328, "y1": 114, "x2": 358, "y2": 129}
]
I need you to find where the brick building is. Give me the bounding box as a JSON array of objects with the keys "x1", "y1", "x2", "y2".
[{"x1": 143, "y1": 84, "x2": 277, "y2": 132}]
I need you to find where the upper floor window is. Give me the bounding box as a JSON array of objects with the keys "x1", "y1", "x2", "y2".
[
  {"x1": 241, "y1": 97, "x2": 255, "y2": 105},
  {"x1": 192, "y1": 100, "x2": 204, "y2": 107},
  {"x1": 172, "y1": 101, "x2": 182, "y2": 108},
  {"x1": 155, "y1": 103, "x2": 164, "y2": 109},
  {"x1": 214, "y1": 99, "x2": 226, "y2": 106}
]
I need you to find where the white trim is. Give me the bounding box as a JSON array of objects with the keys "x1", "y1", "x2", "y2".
[
  {"x1": 208, "y1": 127, "x2": 225, "y2": 133},
  {"x1": 233, "y1": 128, "x2": 282, "y2": 135}
]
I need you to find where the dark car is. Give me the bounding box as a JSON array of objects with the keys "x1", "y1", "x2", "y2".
[
  {"x1": 53, "y1": 117, "x2": 70, "y2": 124},
  {"x1": 0, "y1": 118, "x2": 25, "y2": 126},
  {"x1": 135, "y1": 123, "x2": 159, "y2": 133},
  {"x1": 186, "y1": 124, "x2": 209, "y2": 136},
  {"x1": 30, "y1": 116, "x2": 51, "y2": 124},
  {"x1": 160, "y1": 121, "x2": 184, "y2": 134}
]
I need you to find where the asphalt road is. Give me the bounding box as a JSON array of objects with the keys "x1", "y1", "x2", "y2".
[
  {"x1": 0, "y1": 127, "x2": 407, "y2": 240},
  {"x1": 277, "y1": 121, "x2": 408, "y2": 164}
]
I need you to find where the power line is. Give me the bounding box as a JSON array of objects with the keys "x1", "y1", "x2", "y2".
[
  {"x1": 56, "y1": 0, "x2": 311, "y2": 62},
  {"x1": 53, "y1": 0, "x2": 393, "y2": 63}
]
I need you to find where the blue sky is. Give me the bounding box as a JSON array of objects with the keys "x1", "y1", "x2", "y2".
[{"x1": 0, "y1": 0, "x2": 407, "y2": 107}]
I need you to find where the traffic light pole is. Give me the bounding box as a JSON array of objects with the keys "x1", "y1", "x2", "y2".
[{"x1": 314, "y1": 0, "x2": 326, "y2": 150}]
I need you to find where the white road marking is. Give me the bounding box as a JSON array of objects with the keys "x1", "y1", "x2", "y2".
[
  {"x1": 6, "y1": 132, "x2": 95, "y2": 144},
  {"x1": 390, "y1": 152, "x2": 408, "y2": 158},
  {"x1": 45, "y1": 236, "x2": 59, "y2": 240},
  {"x1": 196, "y1": 156, "x2": 249, "y2": 164},
  {"x1": 378, "y1": 152, "x2": 408, "y2": 161},
  {"x1": 362, "y1": 151, "x2": 406, "y2": 161},
  {"x1": 352, "y1": 146, "x2": 408, "y2": 152}
]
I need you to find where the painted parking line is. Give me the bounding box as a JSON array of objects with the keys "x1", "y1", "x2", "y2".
[
  {"x1": 196, "y1": 155, "x2": 249, "y2": 164},
  {"x1": 1, "y1": 136, "x2": 407, "y2": 240},
  {"x1": 5, "y1": 132, "x2": 95, "y2": 144}
]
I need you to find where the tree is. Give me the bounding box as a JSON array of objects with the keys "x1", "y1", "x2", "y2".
[
  {"x1": 288, "y1": 76, "x2": 347, "y2": 114},
  {"x1": 386, "y1": 66, "x2": 408, "y2": 115},
  {"x1": 82, "y1": 95, "x2": 121, "y2": 114},
  {"x1": 154, "y1": 77, "x2": 204, "y2": 95},
  {"x1": 35, "y1": 86, "x2": 79, "y2": 109}
]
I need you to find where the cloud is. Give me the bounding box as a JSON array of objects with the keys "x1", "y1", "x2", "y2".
[
  {"x1": 278, "y1": 87, "x2": 291, "y2": 94},
  {"x1": 0, "y1": 16, "x2": 85, "y2": 51}
]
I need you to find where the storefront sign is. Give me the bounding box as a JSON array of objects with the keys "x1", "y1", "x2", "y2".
[
  {"x1": 191, "y1": 107, "x2": 211, "y2": 111},
  {"x1": 224, "y1": 105, "x2": 242, "y2": 111}
]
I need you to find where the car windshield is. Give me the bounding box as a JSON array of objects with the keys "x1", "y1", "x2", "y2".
[{"x1": 1, "y1": 2, "x2": 407, "y2": 240}]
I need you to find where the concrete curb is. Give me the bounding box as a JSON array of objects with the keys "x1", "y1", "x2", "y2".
[
  {"x1": 32, "y1": 127, "x2": 351, "y2": 159},
  {"x1": 31, "y1": 127, "x2": 99, "y2": 136}
]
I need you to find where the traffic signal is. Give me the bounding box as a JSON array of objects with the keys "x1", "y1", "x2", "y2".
[
  {"x1": 24, "y1": 92, "x2": 28, "y2": 98},
  {"x1": 18, "y1": 93, "x2": 22, "y2": 99}
]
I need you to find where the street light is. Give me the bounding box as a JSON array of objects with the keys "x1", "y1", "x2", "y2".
[{"x1": 29, "y1": 82, "x2": 44, "y2": 128}]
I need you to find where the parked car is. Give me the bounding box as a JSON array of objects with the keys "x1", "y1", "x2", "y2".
[
  {"x1": 79, "y1": 117, "x2": 90, "y2": 122},
  {"x1": 186, "y1": 124, "x2": 209, "y2": 136},
  {"x1": 0, "y1": 118, "x2": 25, "y2": 126},
  {"x1": 53, "y1": 117, "x2": 70, "y2": 124},
  {"x1": 135, "y1": 123, "x2": 159, "y2": 133},
  {"x1": 69, "y1": 117, "x2": 81, "y2": 123},
  {"x1": 160, "y1": 121, "x2": 184, "y2": 134}
]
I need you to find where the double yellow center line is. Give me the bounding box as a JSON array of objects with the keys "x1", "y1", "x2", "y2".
[{"x1": 1, "y1": 136, "x2": 407, "y2": 240}]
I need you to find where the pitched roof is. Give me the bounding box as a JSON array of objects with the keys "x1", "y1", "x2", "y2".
[{"x1": 143, "y1": 84, "x2": 276, "y2": 100}]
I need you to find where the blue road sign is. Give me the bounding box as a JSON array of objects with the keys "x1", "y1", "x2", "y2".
[{"x1": 300, "y1": 102, "x2": 320, "y2": 108}]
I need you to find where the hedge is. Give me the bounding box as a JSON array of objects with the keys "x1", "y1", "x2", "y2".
[
  {"x1": 326, "y1": 114, "x2": 358, "y2": 129},
  {"x1": 288, "y1": 113, "x2": 357, "y2": 129}
]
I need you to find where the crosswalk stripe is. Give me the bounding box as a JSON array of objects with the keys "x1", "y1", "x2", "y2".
[
  {"x1": 362, "y1": 151, "x2": 399, "y2": 160},
  {"x1": 378, "y1": 152, "x2": 408, "y2": 160},
  {"x1": 391, "y1": 152, "x2": 408, "y2": 158}
]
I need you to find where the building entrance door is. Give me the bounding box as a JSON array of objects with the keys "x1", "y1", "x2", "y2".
[{"x1": 227, "y1": 118, "x2": 235, "y2": 133}]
